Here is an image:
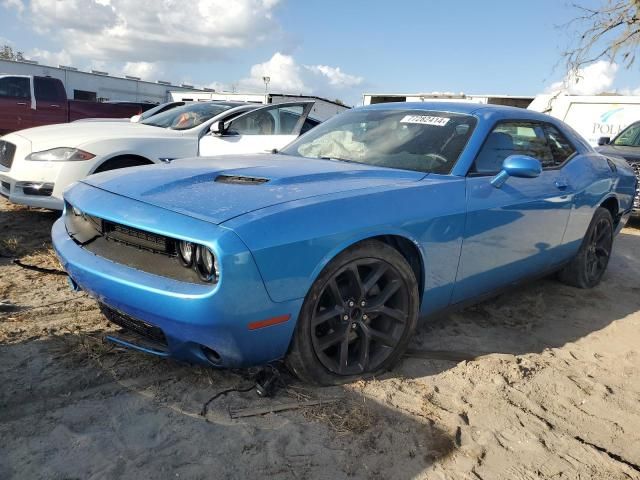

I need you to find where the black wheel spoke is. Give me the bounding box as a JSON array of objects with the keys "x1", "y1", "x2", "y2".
[
  {"x1": 362, "y1": 324, "x2": 396, "y2": 347},
  {"x1": 345, "y1": 265, "x2": 364, "y2": 299},
  {"x1": 369, "y1": 305, "x2": 407, "y2": 323},
  {"x1": 317, "y1": 327, "x2": 347, "y2": 351},
  {"x1": 362, "y1": 263, "x2": 387, "y2": 294},
  {"x1": 338, "y1": 335, "x2": 350, "y2": 374},
  {"x1": 357, "y1": 325, "x2": 370, "y2": 372},
  {"x1": 312, "y1": 306, "x2": 344, "y2": 327},
  {"x1": 327, "y1": 279, "x2": 345, "y2": 309}
]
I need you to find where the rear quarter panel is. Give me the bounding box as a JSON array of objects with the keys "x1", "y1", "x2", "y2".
[{"x1": 563, "y1": 152, "x2": 635, "y2": 253}]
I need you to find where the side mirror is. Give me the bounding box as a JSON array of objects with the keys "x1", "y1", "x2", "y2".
[
  {"x1": 210, "y1": 121, "x2": 226, "y2": 135},
  {"x1": 491, "y1": 155, "x2": 542, "y2": 188},
  {"x1": 597, "y1": 136, "x2": 611, "y2": 146},
  {"x1": 130, "y1": 114, "x2": 141, "y2": 123}
]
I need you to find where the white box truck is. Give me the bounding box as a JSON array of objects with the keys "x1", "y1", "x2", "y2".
[{"x1": 528, "y1": 94, "x2": 640, "y2": 146}]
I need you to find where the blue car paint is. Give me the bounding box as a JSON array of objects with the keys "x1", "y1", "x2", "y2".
[
  {"x1": 52, "y1": 102, "x2": 637, "y2": 368},
  {"x1": 54, "y1": 183, "x2": 302, "y2": 367}
]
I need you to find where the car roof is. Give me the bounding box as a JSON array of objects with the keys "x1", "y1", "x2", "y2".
[{"x1": 360, "y1": 101, "x2": 553, "y2": 122}]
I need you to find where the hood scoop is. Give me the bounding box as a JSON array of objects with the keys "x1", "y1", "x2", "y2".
[{"x1": 214, "y1": 174, "x2": 269, "y2": 185}]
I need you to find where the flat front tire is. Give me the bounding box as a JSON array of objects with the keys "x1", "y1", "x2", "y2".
[{"x1": 286, "y1": 240, "x2": 419, "y2": 385}]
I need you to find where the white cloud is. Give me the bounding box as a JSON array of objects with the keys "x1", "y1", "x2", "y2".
[
  {"x1": 27, "y1": 48, "x2": 72, "y2": 66},
  {"x1": 240, "y1": 52, "x2": 310, "y2": 93},
  {"x1": 122, "y1": 61, "x2": 164, "y2": 80},
  {"x1": 237, "y1": 52, "x2": 364, "y2": 102},
  {"x1": 2, "y1": 0, "x2": 24, "y2": 13},
  {"x1": 547, "y1": 61, "x2": 618, "y2": 95},
  {"x1": 20, "y1": 0, "x2": 281, "y2": 63},
  {"x1": 305, "y1": 65, "x2": 363, "y2": 88}
]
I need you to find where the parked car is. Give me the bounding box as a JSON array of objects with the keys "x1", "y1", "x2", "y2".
[
  {"x1": 596, "y1": 120, "x2": 640, "y2": 216},
  {"x1": 0, "y1": 74, "x2": 155, "y2": 134},
  {"x1": 0, "y1": 100, "x2": 318, "y2": 209},
  {"x1": 52, "y1": 103, "x2": 637, "y2": 385}
]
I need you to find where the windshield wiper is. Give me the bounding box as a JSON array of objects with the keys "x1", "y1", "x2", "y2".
[{"x1": 318, "y1": 156, "x2": 360, "y2": 164}]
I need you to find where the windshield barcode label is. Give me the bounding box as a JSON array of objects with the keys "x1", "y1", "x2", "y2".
[{"x1": 400, "y1": 115, "x2": 450, "y2": 126}]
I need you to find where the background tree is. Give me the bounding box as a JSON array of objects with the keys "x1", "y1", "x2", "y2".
[
  {"x1": 563, "y1": 0, "x2": 640, "y2": 72},
  {"x1": 0, "y1": 45, "x2": 25, "y2": 61}
]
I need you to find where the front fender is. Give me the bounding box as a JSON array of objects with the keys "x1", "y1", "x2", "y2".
[{"x1": 224, "y1": 176, "x2": 467, "y2": 315}]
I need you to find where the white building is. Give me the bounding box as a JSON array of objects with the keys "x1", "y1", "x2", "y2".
[
  {"x1": 170, "y1": 91, "x2": 349, "y2": 121},
  {"x1": 0, "y1": 58, "x2": 202, "y2": 103},
  {"x1": 363, "y1": 92, "x2": 534, "y2": 109}
]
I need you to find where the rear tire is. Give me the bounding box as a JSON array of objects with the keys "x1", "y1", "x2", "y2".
[
  {"x1": 286, "y1": 240, "x2": 419, "y2": 385},
  {"x1": 558, "y1": 207, "x2": 613, "y2": 288},
  {"x1": 93, "y1": 156, "x2": 152, "y2": 173}
]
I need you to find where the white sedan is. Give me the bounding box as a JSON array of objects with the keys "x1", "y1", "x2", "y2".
[{"x1": 0, "y1": 101, "x2": 317, "y2": 209}]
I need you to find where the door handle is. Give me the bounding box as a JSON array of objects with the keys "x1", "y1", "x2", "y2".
[
  {"x1": 16, "y1": 102, "x2": 27, "y2": 106},
  {"x1": 554, "y1": 178, "x2": 569, "y2": 190},
  {"x1": 49, "y1": 105, "x2": 61, "y2": 108}
]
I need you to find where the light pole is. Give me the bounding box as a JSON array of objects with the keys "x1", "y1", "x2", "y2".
[{"x1": 262, "y1": 76, "x2": 270, "y2": 93}]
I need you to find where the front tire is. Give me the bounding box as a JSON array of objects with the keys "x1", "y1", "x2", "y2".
[
  {"x1": 286, "y1": 240, "x2": 419, "y2": 385},
  {"x1": 558, "y1": 207, "x2": 613, "y2": 288}
]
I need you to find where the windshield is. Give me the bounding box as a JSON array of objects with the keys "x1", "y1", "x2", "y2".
[
  {"x1": 280, "y1": 109, "x2": 477, "y2": 174},
  {"x1": 613, "y1": 122, "x2": 640, "y2": 147},
  {"x1": 141, "y1": 102, "x2": 234, "y2": 130},
  {"x1": 138, "y1": 101, "x2": 185, "y2": 121}
]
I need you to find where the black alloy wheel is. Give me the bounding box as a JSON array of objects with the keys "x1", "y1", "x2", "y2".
[
  {"x1": 311, "y1": 258, "x2": 410, "y2": 375},
  {"x1": 584, "y1": 215, "x2": 612, "y2": 285},
  {"x1": 559, "y1": 207, "x2": 614, "y2": 289},
  {"x1": 286, "y1": 240, "x2": 419, "y2": 385}
]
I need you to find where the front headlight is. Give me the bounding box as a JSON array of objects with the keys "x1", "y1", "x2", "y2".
[{"x1": 26, "y1": 147, "x2": 95, "y2": 161}]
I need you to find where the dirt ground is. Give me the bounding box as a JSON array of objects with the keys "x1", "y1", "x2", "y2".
[{"x1": 1, "y1": 196, "x2": 639, "y2": 480}]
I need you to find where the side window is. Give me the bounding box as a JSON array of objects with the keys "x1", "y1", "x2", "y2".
[
  {"x1": 543, "y1": 124, "x2": 576, "y2": 166},
  {"x1": 301, "y1": 117, "x2": 320, "y2": 134},
  {"x1": 613, "y1": 123, "x2": 640, "y2": 147},
  {"x1": 473, "y1": 121, "x2": 554, "y2": 174},
  {"x1": 34, "y1": 77, "x2": 62, "y2": 102},
  {"x1": 228, "y1": 105, "x2": 305, "y2": 135},
  {"x1": 0, "y1": 77, "x2": 30, "y2": 99}
]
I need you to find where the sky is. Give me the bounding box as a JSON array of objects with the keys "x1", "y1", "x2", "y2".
[{"x1": 1, "y1": 0, "x2": 639, "y2": 105}]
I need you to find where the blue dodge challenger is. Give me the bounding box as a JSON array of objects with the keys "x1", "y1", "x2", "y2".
[{"x1": 52, "y1": 102, "x2": 637, "y2": 384}]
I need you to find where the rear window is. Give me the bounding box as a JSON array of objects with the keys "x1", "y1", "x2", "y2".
[{"x1": 34, "y1": 77, "x2": 63, "y2": 102}]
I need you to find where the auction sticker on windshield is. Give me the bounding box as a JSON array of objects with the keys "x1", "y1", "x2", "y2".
[{"x1": 400, "y1": 115, "x2": 450, "y2": 126}]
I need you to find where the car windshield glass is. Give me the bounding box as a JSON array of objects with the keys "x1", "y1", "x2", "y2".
[
  {"x1": 613, "y1": 123, "x2": 640, "y2": 147},
  {"x1": 139, "y1": 101, "x2": 185, "y2": 121},
  {"x1": 141, "y1": 103, "x2": 233, "y2": 130},
  {"x1": 280, "y1": 109, "x2": 477, "y2": 174}
]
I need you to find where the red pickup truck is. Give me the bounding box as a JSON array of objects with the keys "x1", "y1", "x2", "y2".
[{"x1": 0, "y1": 74, "x2": 156, "y2": 134}]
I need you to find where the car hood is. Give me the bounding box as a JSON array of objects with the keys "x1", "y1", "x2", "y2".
[
  {"x1": 10, "y1": 122, "x2": 173, "y2": 151},
  {"x1": 596, "y1": 144, "x2": 640, "y2": 163},
  {"x1": 81, "y1": 154, "x2": 426, "y2": 224}
]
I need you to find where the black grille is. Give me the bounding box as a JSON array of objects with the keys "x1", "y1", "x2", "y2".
[
  {"x1": 0, "y1": 141, "x2": 16, "y2": 169},
  {"x1": 102, "y1": 220, "x2": 174, "y2": 254},
  {"x1": 100, "y1": 304, "x2": 168, "y2": 346}
]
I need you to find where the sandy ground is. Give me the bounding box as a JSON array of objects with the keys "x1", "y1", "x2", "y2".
[{"x1": 1, "y1": 195, "x2": 640, "y2": 480}]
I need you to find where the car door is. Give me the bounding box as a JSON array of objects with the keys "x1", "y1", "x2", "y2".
[
  {"x1": 33, "y1": 76, "x2": 67, "y2": 127},
  {"x1": 0, "y1": 76, "x2": 32, "y2": 132},
  {"x1": 198, "y1": 102, "x2": 314, "y2": 156},
  {"x1": 451, "y1": 120, "x2": 576, "y2": 303}
]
